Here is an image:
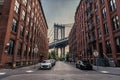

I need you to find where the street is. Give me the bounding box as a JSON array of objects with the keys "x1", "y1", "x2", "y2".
[{"x1": 0, "y1": 61, "x2": 120, "y2": 80}]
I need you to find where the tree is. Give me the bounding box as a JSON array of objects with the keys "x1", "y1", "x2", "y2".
[
  {"x1": 65, "y1": 53, "x2": 69, "y2": 62},
  {"x1": 49, "y1": 50, "x2": 58, "y2": 60}
]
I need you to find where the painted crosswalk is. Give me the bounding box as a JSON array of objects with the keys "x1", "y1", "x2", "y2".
[
  {"x1": 0, "y1": 72, "x2": 6, "y2": 75},
  {"x1": 100, "y1": 71, "x2": 109, "y2": 74},
  {"x1": 26, "y1": 70, "x2": 34, "y2": 73}
]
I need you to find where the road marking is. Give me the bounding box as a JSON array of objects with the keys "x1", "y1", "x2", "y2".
[
  {"x1": 26, "y1": 70, "x2": 34, "y2": 73},
  {"x1": 0, "y1": 72, "x2": 6, "y2": 75},
  {"x1": 100, "y1": 71, "x2": 109, "y2": 74}
]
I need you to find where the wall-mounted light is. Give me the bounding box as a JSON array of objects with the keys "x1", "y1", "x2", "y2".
[{"x1": 4, "y1": 42, "x2": 10, "y2": 53}]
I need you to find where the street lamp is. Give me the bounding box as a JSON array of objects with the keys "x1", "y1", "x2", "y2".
[
  {"x1": 33, "y1": 45, "x2": 38, "y2": 69},
  {"x1": 4, "y1": 42, "x2": 10, "y2": 53}
]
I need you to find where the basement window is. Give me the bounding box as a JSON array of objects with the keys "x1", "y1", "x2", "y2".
[{"x1": 0, "y1": 13, "x2": 2, "y2": 18}]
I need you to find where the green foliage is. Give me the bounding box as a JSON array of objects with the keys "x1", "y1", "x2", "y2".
[
  {"x1": 49, "y1": 50, "x2": 58, "y2": 60},
  {"x1": 65, "y1": 53, "x2": 69, "y2": 61},
  {"x1": 59, "y1": 57, "x2": 65, "y2": 61}
]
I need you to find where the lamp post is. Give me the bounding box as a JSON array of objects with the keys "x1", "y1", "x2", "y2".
[
  {"x1": 4, "y1": 42, "x2": 10, "y2": 53},
  {"x1": 93, "y1": 50, "x2": 99, "y2": 70},
  {"x1": 33, "y1": 45, "x2": 38, "y2": 69}
]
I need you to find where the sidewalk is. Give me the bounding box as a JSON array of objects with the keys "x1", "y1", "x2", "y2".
[
  {"x1": 66, "y1": 62, "x2": 120, "y2": 75},
  {"x1": 93, "y1": 66, "x2": 120, "y2": 75},
  {"x1": 0, "y1": 63, "x2": 40, "y2": 72}
]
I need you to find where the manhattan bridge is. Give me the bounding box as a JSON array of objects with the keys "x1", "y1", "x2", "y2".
[{"x1": 48, "y1": 23, "x2": 73, "y2": 57}]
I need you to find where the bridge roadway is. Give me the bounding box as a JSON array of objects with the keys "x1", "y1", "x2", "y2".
[{"x1": 49, "y1": 38, "x2": 68, "y2": 49}]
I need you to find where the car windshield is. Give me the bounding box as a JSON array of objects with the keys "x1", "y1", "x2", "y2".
[
  {"x1": 42, "y1": 60, "x2": 50, "y2": 63},
  {"x1": 82, "y1": 61, "x2": 90, "y2": 65}
]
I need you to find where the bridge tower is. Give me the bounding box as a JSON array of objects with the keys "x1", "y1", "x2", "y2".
[{"x1": 54, "y1": 24, "x2": 65, "y2": 58}]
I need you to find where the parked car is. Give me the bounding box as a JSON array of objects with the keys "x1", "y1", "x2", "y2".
[
  {"x1": 76, "y1": 60, "x2": 93, "y2": 70},
  {"x1": 39, "y1": 60, "x2": 52, "y2": 69},
  {"x1": 50, "y1": 59, "x2": 56, "y2": 66}
]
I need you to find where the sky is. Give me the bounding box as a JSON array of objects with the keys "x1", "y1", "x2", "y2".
[{"x1": 41, "y1": 0, "x2": 80, "y2": 30}]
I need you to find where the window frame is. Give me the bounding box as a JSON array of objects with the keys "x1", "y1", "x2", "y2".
[
  {"x1": 14, "y1": 0, "x2": 20, "y2": 14},
  {"x1": 112, "y1": 15, "x2": 120, "y2": 30},
  {"x1": 12, "y1": 18, "x2": 18, "y2": 32},
  {"x1": 17, "y1": 42, "x2": 22, "y2": 56},
  {"x1": 115, "y1": 37, "x2": 120, "y2": 53},
  {"x1": 8, "y1": 39, "x2": 15, "y2": 55}
]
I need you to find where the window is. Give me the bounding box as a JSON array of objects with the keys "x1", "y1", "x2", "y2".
[
  {"x1": 115, "y1": 37, "x2": 120, "y2": 53},
  {"x1": 8, "y1": 39, "x2": 15, "y2": 55},
  {"x1": 100, "y1": 0, "x2": 104, "y2": 4},
  {"x1": 31, "y1": 12, "x2": 34, "y2": 18},
  {"x1": 24, "y1": 45, "x2": 27, "y2": 58},
  {"x1": 17, "y1": 42, "x2": 22, "y2": 56},
  {"x1": 94, "y1": 2, "x2": 98, "y2": 11},
  {"x1": 30, "y1": 34, "x2": 32, "y2": 42},
  {"x1": 20, "y1": 26, "x2": 24, "y2": 37},
  {"x1": 14, "y1": 0, "x2": 20, "y2": 14},
  {"x1": 36, "y1": 0, "x2": 38, "y2": 5},
  {"x1": 97, "y1": 28, "x2": 102, "y2": 39},
  {"x1": 27, "y1": 17, "x2": 30, "y2": 25},
  {"x1": 35, "y1": 8, "x2": 37, "y2": 13},
  {"x1": 106, "y1": 40, "x2": 112, "y2": 53},
  {"x1": 23, "y1": 0, "x2": 27, "y2": 6},
  {"x1": 102, "y1": 7, "x2": 106, "y2": 19},
  {"x1": 12, "y1": 18, "x2": 18, "y2": 32},
  {"x1": 31, "y1": 22, "x2": 33, "y2": 27},
  {"x1": 0, "y1": 0, "x2": 4, "y2": 5},
  {"x1": 26, "y1": 31, "x2": 29, "y2": 39},
  {"x1": 106, "y1": 40, "x2": 112, "y2": 54},
  {"x1": 96, "y1": 15, "x2": 100, "y2": 24},
  {"x1": 103, "y1": 23, "x2": 109, "y2": 35},
  {"x1": 27, "y1": 5, "x2": 31, "y2": 13},
  {"x1": 109, "y1": 0, "x2": 116, "y2": 12},
  {"x1": 22, "y1": 10, "x2": 26, "y2": 21},
  {"x1": 112, "y1": 15, "x2": 120, "y2": 30},
  {"x1": 0, "y1": 13, "x2": 2, "y2": 18},
  {"x1": 34, "y1": 17, "x2": 36, "y2": 22},
  {"x1": 32, "y1": 2, "x2": 35, "y2": 7}
]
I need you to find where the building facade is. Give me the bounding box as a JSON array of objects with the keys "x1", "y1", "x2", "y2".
[
  {"x1": 68, "y1": 24, "x2": 77, "y2": 62},
  {"x1": 69, "y1": 0, "x2": 120, "y2": 67},
  {"x1": 0, "y1": 0, "x2": 48, "y2": 68}
]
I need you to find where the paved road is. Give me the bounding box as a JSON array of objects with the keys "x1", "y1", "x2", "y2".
[{"x1": 0, "y1": 61, "x2": 120, "y2": 80}]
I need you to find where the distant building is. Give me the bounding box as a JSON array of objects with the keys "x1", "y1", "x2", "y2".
[
  {"x1": 69, "y1": 0, "x2": 120, "y2": 67},
  {"x1": 0, "y1": 0, "x2": 48, "y2": 68}
]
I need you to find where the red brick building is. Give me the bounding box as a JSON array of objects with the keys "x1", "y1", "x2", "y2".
[
  {"x1": 68, "y1": 24, "x2": 77, "y2": 62},
  {"x1": 0, "y1": 0, "x2": 48, "y2": 68},
  {"x1": 69, "y1": 0, "x2": 120, "y2": 67}
]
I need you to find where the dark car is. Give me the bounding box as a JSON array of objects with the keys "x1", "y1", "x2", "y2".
[
  {"x1": 76, "y1": 60, "x2": 93, "y2": 70},
  {"x1": 50, "y1": 59, "x2": 56, "y2": 66}
]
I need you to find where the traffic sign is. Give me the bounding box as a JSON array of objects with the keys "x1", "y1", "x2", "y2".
[{"x1": 93, "y1": 50, "x2": 99, "y2": 57}]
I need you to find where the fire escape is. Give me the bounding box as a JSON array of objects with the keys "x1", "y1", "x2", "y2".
[
  {"x1": 84, "y1": 0, "x2": 110, "y2": 66},
  {"x1": 85, "y1": 0, "x2": 96, "y2": 63}
]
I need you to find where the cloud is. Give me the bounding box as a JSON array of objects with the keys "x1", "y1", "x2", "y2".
[{"x1": 41, "y1": 0, "x2": 80, "y2": 29}]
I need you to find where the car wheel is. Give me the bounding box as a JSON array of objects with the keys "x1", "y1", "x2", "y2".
[{"x1": 76, "y1": 64, "x2": 78, "y2": 68}]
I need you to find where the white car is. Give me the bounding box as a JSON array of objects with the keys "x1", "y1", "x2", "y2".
[{"x1": 39, "y1": 60, "x2": 52, "y2": 69}]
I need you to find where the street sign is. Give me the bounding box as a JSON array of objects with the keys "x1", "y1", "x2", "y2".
[
  {"x1": 93, "y1": 50, "x2": 99, "y2": 57},
  {"x1": 33, "y1": 46, "x2": 38, "y2": 54}
]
